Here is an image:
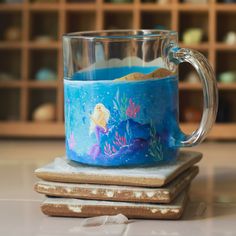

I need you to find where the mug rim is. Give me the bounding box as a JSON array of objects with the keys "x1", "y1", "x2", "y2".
[{"x1": 63, "y1": 29, "x2": 177, "y2": 40}]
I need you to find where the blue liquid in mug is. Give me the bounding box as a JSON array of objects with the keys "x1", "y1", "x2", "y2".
[{"x1": 64, "y1": 66, "x2": 182, "y2": 166}]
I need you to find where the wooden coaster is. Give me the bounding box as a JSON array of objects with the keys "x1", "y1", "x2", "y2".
[
  {"x1": 35, "y1": 166, "x2": 198, "y2": 203},
  {"x1": 35, "y1": 151, "x2": 202, "y2": 187},
  {"x1": 41, "y1": 189, "x2": 188, "y2": 220}
]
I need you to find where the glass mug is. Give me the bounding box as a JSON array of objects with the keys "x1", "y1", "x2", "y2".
[{"x1": 63, "y1": 30, "x2": 218, "y2": 167}]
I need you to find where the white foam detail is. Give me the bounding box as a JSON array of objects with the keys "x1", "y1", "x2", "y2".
[
  {"x1": 106, "y1": 191, "x2": 114, "y2": 198},
  {"x1": 91, "y1": 189, "x2": 97, "y2": 195},
  {"x1": 134, "y1": 192, "x2": 142, "y2": 198},
  {"x1": 170, "y1": 209, "x2": 180, "y2": 213},
  {"x1": 146, "y1": 192, "x2": 155, "y2": 198},
  {"x1": 160, "y1": 209, "x2": 169, "y2": 214},
  {"x1": 151, "y1": 209, "x2": 158, "y2": 214},
  {"x1": 68, "y1": 205, "x2": 82, "y2": 213}
]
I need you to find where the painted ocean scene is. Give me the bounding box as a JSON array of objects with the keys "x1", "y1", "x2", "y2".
[{"x1": 64, "y1": 66, "x2": 182, "y2": 167}]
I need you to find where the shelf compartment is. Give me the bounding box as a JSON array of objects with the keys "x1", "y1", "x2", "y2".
[
  {"x1": 178, "y1": 51, "x2": 209, "y2": 82},
  {"x1": 29, "y1": 11, "x2": 59, "y2": 42},
  {"x1": 217, "y1": 91, "x2": 236, "y2": 123},
  {"x1": 66, "y1": 11, "x2": 96, "y2": 32},
  {"x1": 141, "y1": 11, "x2": 171, "y2": 29},
  {"x1": 216, "y1": 51, "x2": 236, "y2": 76},
  {"x1": 0, "y1": 11, "x2": 22, "y2": 42},
  {"x1": 104, "y1": 11, "x2": 133, "y2": 29},
  {"x1": 179, "y1": 90, "x2": 203, "y2": 123},
  {"x1": 216, "y1": 12, "x2": 236, "y2": 43},
  {"x1": 28, "y1": 88, "x2": 57, "y2": 121},
  {"x1": 28, "y1": 49, "x2": 58, "y2": 82},
  {"x1": 0, "y1": 49, "x2": 22, "y2": 81},
  {"x1": 0, "y1": 88, "x2": 20, "y2": 121},
  {"x1": 179, "y1": 11, "x2": 209, "y2": 43}
]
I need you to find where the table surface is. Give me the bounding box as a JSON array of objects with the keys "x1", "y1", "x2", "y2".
[{"x1": 0, "y1": 140, "x2": 236, "y2": 236}]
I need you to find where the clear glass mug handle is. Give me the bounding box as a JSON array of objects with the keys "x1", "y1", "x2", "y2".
[{"x1": 168, "y1": 46, "x2": 218, "y2": 147}]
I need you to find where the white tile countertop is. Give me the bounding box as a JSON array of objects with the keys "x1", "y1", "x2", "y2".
[{"x1": 0, "y1": 140, "x2": 236, "y2": 236}]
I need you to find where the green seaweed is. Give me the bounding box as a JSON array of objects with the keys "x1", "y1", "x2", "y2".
[
  {"x1": 113, "y1": 89, "x2": 128, "y2": 121},
  {"x1": 148, "y1": 120, "x2": 163, "y2": 161},
  {"x1": 125, "y1": 120, "x2": 132, "y2": 144}
]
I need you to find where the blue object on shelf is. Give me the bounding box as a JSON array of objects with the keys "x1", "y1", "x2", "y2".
[
  {"x1": 154, "y1": 25, "x2": 166, "y2": 30},
  {"x1": 35, "y1": 68, "x2": 57, "y2": 81},
  {"x1": 218, "y1": 71, "x2": 236, "y2": 83}
]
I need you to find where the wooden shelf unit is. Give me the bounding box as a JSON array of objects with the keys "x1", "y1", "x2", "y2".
[{"x1": 0, "y1": 0, "x2": 236, "y2": 139}]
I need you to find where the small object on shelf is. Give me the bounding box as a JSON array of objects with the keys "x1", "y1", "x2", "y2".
[
  {"x1": 224, "y1": 31, "x2": 236, "y2": 45},
  {"x1": 183, "y1": 28, "x2": 203, "y2": 45},
  {"x1": 218, "y1": 71, "x2": 236, "y2": 83},
  {"x1": 154, "y1": 24, "x2": 166, "y2": 30},
  {"x1": 0, "y1": 73, "x2": 16, "y2": 81},
  {"x1": 35, "y1": 68, "x2": 57, "y2": 81},
  {"x1": 4, "y1": 27, "x2": 21, "y2": 41},
  {"x1": 183, "y1": 107, "x2": 201, "y2": 123},
  {"x1": 32, "y1": 103, "x2": 56, "y2": 122},
  {"x1": 183, "y1": 0, "x2": 208, "y2": 3},
  {"x1": 34, "y1": 36, "x2": 53, "y2": 43},
  {"x1": 184, "y1": 71, "x2": 199, "y2": 84}
]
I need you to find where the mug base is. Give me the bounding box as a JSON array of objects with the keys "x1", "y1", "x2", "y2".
[{"x1": 66, "y1": 148, "x2": 179, "y2": 167}]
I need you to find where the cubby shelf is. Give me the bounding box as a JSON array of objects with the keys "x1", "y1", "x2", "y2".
[{"x1": 0, "y1": 0, "x2": 236, "y2": 139}]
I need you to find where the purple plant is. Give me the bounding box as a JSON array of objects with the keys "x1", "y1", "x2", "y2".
[
  {"x1": 126, "y1": 99, "x2": 140, "y2": 118},
  {"x1": 113, "y1": 132, "x2": 127, "y2": 146}
]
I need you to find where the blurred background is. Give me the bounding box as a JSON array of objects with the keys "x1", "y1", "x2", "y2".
[{"x1": 0, "y1": 0, "x2": 236, "y2": 139}]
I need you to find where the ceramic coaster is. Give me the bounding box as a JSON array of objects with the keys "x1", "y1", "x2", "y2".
[
  {"x1": 41, "y1": 189, "x2": 188, "y2": 220},
  {"x1": 35, "y1": 151, "x2": 202, "y2": 187},
  {"x1": 35, "y1": 166, "x2": 198, "y2": 203}
]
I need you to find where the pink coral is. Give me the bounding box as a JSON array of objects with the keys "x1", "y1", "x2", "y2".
[
  {"x1": 104, "y1": 142, "x2": 116, "y2": 156},
  {"x1": 126, "y1": 99, "x2": 140, "y2": 118},
  {"x1": 113, "y1": 132, "x2": 127, "y2": 146}
]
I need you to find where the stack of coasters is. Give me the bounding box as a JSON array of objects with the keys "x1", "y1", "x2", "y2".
[{"x1": 35, "y1": 151, "x2": 202, "y2": 220}]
